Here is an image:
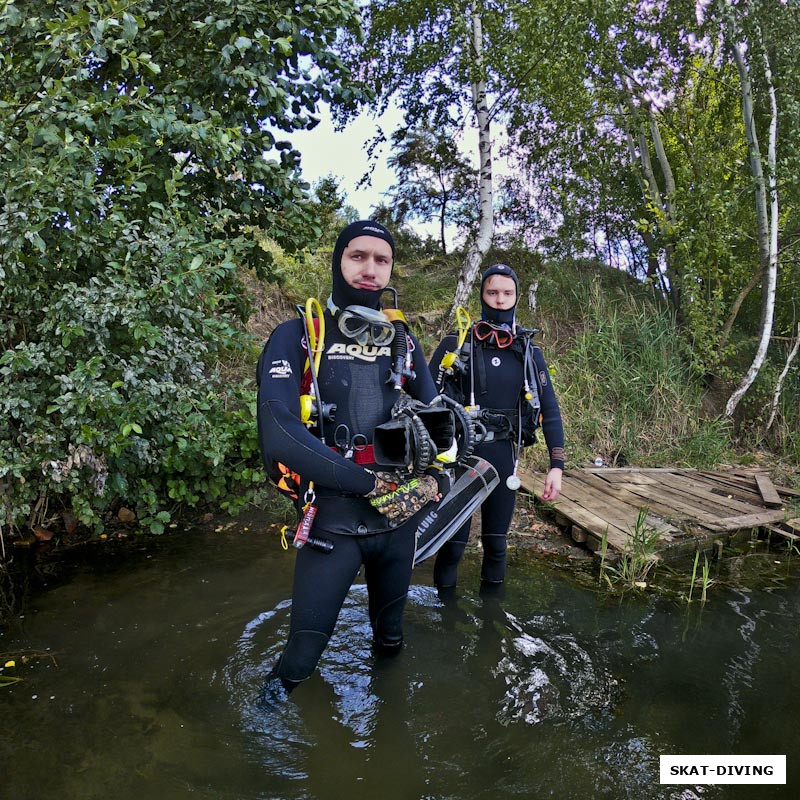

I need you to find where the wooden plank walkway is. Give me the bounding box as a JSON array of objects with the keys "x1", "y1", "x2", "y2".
[{"x1": 518, "y1": 466, "x2": 798, "y2": 560}]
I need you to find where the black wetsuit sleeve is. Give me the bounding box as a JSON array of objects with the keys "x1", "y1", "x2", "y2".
[
  {"x1": 406, "y1": 330, "x2": 438, "y2": 403},
  {"x1": 257, "y1": 320, "x2": 375, "y2": 495},
  {"x1": 531, "y1": 346, "x2": 565, "y2": 470}
]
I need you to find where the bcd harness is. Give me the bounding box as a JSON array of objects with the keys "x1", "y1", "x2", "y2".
[
  {"x1": 436, "y1": 309, "x2": 544, "y2": 447},
  {"x1": 258, "y1": 296, "x2": 414, "y2": 505},
  {"x1": 258, "y1": 294, "x2": 479, "y2": 552}
]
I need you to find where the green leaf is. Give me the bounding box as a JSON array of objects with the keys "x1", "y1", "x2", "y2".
[
  {"x1": 275, "y1": 37, "x2": 292, "y2": 55},
  {"x1": 24, "y1": 231, "x2": 46, "y2": 253},
  {"x1": 122, "y1": 12, "x2": 138, "y2": 41}
]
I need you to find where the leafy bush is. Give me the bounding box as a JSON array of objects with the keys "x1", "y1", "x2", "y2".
[
  {"x1": 0, "y1": 216, "x2": 267, "y2": 532},
  {"x1": 0, "y1": 0, "x2": 363, "y2": 537}
]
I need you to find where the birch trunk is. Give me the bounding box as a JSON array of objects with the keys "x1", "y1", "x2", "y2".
[
  {"x1": 724, "y1": 20, "x2": 779, "y2": 417},
  {"x1": 450, "y1": 2, "x2": 493, "y2": 317},
  {"x1": 719, "y1": 269, "x2": 760, "y2": 349},
  {"x1": 765, "y1": 323, "x2": 800, "y2": 431},
  {"x1": 621, "y1": 98, "x2": 679, "y2": 313}
]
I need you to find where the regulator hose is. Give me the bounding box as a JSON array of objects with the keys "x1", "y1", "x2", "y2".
[{"x1": 435, "y1": 394, "x2": 476, "y2": 462}]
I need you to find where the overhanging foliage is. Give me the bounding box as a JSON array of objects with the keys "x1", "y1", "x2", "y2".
[{"x1": 0, "y1": 0, "x2": 364, "y2": 534}]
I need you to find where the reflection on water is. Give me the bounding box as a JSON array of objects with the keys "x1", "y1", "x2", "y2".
[{"x1": 1, "y1": 529, "x2": 798, "y2": 799}]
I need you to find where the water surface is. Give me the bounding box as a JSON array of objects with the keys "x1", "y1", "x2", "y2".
[{"x1": 2, "y1": 525, "x2": 797, "y2": 799}]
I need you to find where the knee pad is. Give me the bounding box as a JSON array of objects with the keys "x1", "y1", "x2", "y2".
[{"x1": 277, "y1": 630, "x2": 329, "y2": 684}]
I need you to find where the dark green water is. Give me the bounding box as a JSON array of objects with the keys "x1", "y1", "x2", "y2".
[{"x1": 1, "y1": 525, "x2": 797, "y2": 799}]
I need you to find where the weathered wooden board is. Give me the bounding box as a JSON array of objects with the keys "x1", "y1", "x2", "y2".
[
  {"x1": 690, "y1": 474, "x2": 764, "y2": 505},
  {"x1": 603, "y1": 479, "x2": 727, "y2": 523},
  {"x1": 521, "y1": 469, "x2": 631, "y2": 550},
  {"x1": 700, "y1": 509, "x2": 786, "y2": 532},
  {"x1": 585, "y1": 470, "x2": 658, "y2": 485},
  {"x1": 754, "y1": 473, "x2": 783, "y2": 508},
  {"x1": 702, "y1": 471, "x2": 800, "y2": 498},
  {"x1": 645, "y1": 472, "x2": 763, "y2": 516},
  {"x1": 764, "y1": 525, "x2": 800, "y2": 542},
  {"x1": 518, "y1": 466, "x2": 789, "y2": 560},
  {"x1": 569, "y1": 472, "x2": 681, "y2": 536}
]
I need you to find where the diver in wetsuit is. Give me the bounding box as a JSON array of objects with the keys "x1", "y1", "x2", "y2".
[
  {"x1": 429, "y1": 264, "x2": 565, "y2": 588},
  {"x1": 257, "y1": 220, "x2": 440, "y2": 694}
]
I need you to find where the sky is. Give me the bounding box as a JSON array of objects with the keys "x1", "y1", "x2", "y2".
[
  {"x1": 287, "y1": 103, "x2": 488, "y2": 248},
  {"x1": 287, "y1": 103, "x2": 516, "y2": 251},
  {"x1": 289, "y1": 104, "x2": 403, "y2": 220}
]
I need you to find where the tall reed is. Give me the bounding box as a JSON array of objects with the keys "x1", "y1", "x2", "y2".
[{"x1": 557, "y1": 283, "x2": 732, "y2": 468}]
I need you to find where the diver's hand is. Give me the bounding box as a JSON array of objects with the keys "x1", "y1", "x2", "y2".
[
  {"x1": 366, "y1": 471, "x2": 403, "y2": 498},
  {"x1": 366, "y1": 472, "x2": 440, "y2": 524},
  {"x1": 541, "y1": 467, "x2": 562, "y2": 501}
]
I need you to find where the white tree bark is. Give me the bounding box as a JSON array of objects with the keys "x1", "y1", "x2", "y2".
[
  {"x1": 647, "y1": 102, "x2": 677, "y2": 218},
  {"x1": 621, "y1": 93, "x2": 678, "y2": 307},
  {"x1": 765, "y1": 323, "x2": 800, "y2": 431},
  {"x1": 724, "y1": 16, "x2": 779, "y2": 417},
  {"x1": 528, "y1": 279, "x2": 539, "y2": 313},
  {"x1": 450, "y1": 2, "x2": 494, "y2": 316}
]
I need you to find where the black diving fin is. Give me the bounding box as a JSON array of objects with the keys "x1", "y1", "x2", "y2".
[{"x1": 413, "y1": 455, "x2": 499, "y2": 566}]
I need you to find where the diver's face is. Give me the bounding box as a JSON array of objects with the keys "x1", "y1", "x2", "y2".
[
  {"x1": 340, "y1": 236, "x2": 393, "y2": 292},
  {"x1": 482, "y1": 274, "x2": 517, "y2": 310}
]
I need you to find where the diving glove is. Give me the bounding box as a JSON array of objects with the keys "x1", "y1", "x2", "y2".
[{"x1": 366, "y1": 471, "x2": 440, "y2": 525}]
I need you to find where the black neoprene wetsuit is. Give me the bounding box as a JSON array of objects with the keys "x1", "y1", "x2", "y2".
[
  {"x1": 257, "y1": 310, "x2": 437, "y2": 684},
  {"x1": 428, "y1": 330, "x2": 564, "y2": 585}
]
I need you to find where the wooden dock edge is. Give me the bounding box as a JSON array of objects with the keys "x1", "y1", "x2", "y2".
[{"x1": 517, "y1": 466, "x2": 795, "y2": 563}]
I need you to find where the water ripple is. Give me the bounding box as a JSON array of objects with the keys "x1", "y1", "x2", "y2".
[{"x1": 494, "y1": 611, "x2": 620, "y2": 726}]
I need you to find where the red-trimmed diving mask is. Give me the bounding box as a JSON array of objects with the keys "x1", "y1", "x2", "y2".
[{"x1": 473, "y1": 320, "x2": 514, "y2": 349}]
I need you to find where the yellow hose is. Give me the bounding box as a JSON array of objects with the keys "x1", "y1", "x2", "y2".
[
  {"x1": 455, "y1": 305, "x2": 471, "y2": 349},
  {"x1": 441, "y1": 306, "x2": 472, "y2": 371},
  {"x1": 304, "y1": 297, "x2": 324, "y2": 376}
]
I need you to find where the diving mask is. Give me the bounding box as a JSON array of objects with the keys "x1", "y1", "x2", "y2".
[
  {"x1": 337, "y1": 304, "x2": 396, "y2": 346},
  {"x1": 474, "y1": 320, "x2": 514, "y2": 349}
]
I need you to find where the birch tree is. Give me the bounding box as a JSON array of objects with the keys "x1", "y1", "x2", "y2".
[
  {"x1": 452, "y1": 2, "x2": 494, "y2": 313},
  {"x1": 343, "y1": 0, "x2": 530, "y2": 318},
  {"x1": 721, "y1": 1, "x2": 779, "y2": 417},
  {"x1": 765, "y1": 323, "x2": 800, "y2": 431}
]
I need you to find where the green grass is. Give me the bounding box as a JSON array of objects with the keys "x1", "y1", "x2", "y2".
[
  {"x1": 687, "y1": 550, "x2": 714, "y2": 603},
  {"x1": 555, "y1": 283, "x2": 733, "y2": 468},
  {"x1": 600, "y1": 508, "x2": 662, "y2": 590}
]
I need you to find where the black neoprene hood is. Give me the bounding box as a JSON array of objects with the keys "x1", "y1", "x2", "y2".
[
  {"x1": 480, "y1": 263, "x2": 519, "y2": 325},
  {"x1": 331, "y1": 220, "x2": 396, "y2": 310}
]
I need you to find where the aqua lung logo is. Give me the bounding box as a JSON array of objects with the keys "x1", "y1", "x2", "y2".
[
  {"x1": 361, "y1": 225, "x2": 386, "y2": 237},
  {"x1": 269, "y1": 359, "x2": 292, "y2": 378},
  {"x1": 328, "y1": 342, "x2": 392, "y2": 362},
  {"x1": 415, "y1": 509, "x2": 439, "y2": 539}
]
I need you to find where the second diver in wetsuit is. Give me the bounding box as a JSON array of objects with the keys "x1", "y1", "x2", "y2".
[{"x1": 429, "y1": 263, "x2": 565, "y2": 588}]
